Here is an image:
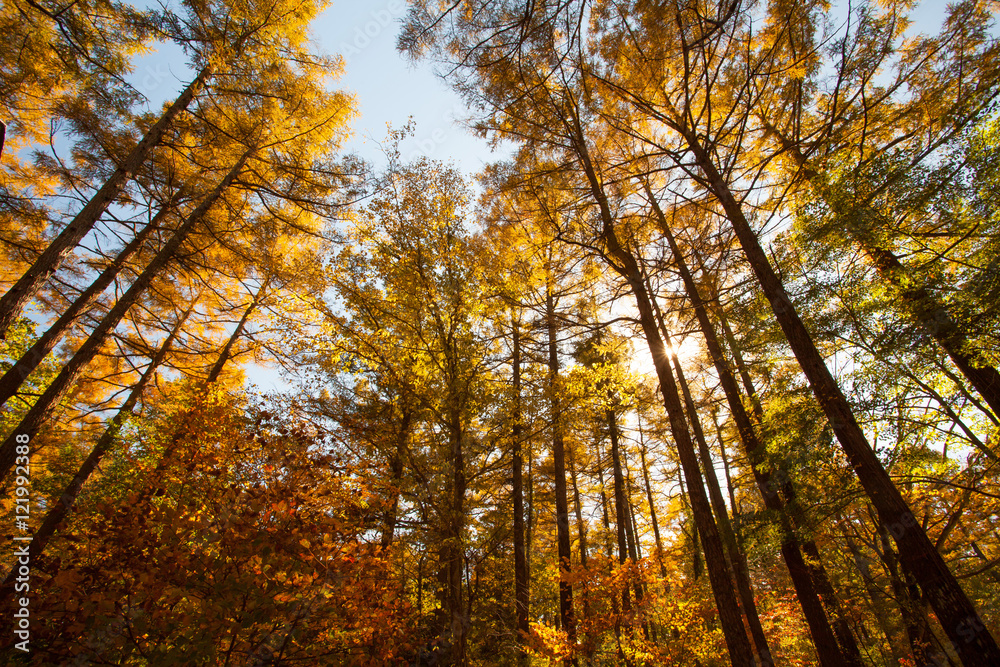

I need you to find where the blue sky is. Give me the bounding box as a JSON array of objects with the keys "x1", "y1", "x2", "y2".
[
  {"x1": 128, "y1": 0, "x2": 955, "y2": 185},
  {"x1": 121, "y1": 0, "x2": 962, "y2": 392},
  {"x1": 129, "y1": 0, "x2": 500, "y2": 176},
  {"x1": 313, "y1": 1, "x2": 500, "y2": 172},
  {"x1": 124, "y1": 1, "x2": 507, "y2": 391}
]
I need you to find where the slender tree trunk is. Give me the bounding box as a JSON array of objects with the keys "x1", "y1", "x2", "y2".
[
  {"x1": 0, "y1": 196, "x2": 180, "y2": 408},
  {"x1": 595, "y1": 436, "x2": 626, "y2": 656},
  {"x1": 711, "y1": 410, "x2": 741, "y2": 542},
  {"x1": 622, "y1": 460, "x2": 654, "y2": 644},
  {"x1": 0, "y1": 66, "x2": 211, "y2": 339},
  {"x1": 570, "y1": 457, "x2": 589, "y2": 569},
  {"x1": 623, "y1": 460, "x2": 641, "y2": 562},
  {"x1": 609, "y1": 408, "x2": 633, "y2": 618},
  {"x1": 569, "y1": 453, "x2": 593, "y2": 654},
  {"x1": 685, "y1": 126, "x2": 1000, "y2": 663},
  {"x1": 0, "y1": 146, "x2": 253, "y2": 485},
  {"x1": 595, "y1": 439, "x2": 615, "y2": 560},
  {"x1": 380, "y1": 408, "x2": 412, "y2": 550},
  {"x1": 642, "y1": 181, "x2": 848, "y2": 666},
  {"x1": 638, "y1": 418, "x2": 668, "y2": 581},
  {"x1": 546, "y1": 277, "x2": 577, "y2": 664},
  {"x1": 511, "y1": 318, "x2": 529, "y2": 662},
  {"x1": 642, "y1": 242, "x2": 772, "y2": 662},
  {"x1": 0, "y1": 301, "x2": 194, "y2": 605},
  {"x1": 447, "y1": 413, "x2": 467, "y2": 665},
  {"x1": 676, "y1": 463, "x2": 703, "y2": 582},
  {"x1": 567, "y1": 116, "x2": 754, "y2": 666},
  {"x1": 204, "y1": 277, "x2": 269, "y2": 384},
  {"x1": 526, "y1": 436, "x2": 535, "y2": 591}
]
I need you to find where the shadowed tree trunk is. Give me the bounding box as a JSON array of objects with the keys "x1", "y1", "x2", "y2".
[
  {"x1": 546, "y1": 273, "x2": 577, "y2": 665},
  {"x1": 609, "y1": 407, "x2": 633, "y2": 620},
  {"x1": 511, "y1": 316, "x2": 529, "y2": 663},
  {"x1": 380, "y1": 407, "x2": 413, "y2": 550},
  {"x1": 637, "y1": 416, "x2": 668, "y2": 581}
]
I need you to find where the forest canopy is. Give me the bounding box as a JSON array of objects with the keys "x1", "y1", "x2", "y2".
[{"x1": 1, "y1": 0, "x2": 1000, "y2": 665}]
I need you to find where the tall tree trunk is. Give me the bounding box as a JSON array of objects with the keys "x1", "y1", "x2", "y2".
[
  {"x1": 446, "y1": 414, "x2": 467, "y2": 666},
  {"x1": 710, "y1": 410, "x2": 741, "y2": 542},
  {"x1": 380, "y1": 407, "x2": 412, "y2": 550},
  {"x1": 705, "y1": 272, "x2": 865, "y2": 664},
  {"x1": 567, "y1": 113, "x2": 754, "y2": 666},
  {"x1": 546, "y1": 277, "x2": 577, "y2": 664},
  {"x1": 637, "y1": 417, "x2": 668, "y2": 581},
  {"x1": 766, "y1": 125, "x2": 1000, "y2": 420},
  {"x1": 0, "y1": 145, "x2": 253, "y2": 485},
  {"x1": 641, "y1": 181, "x2": 848, "y2": 666},
  {"x1": 526, "y1": 434, "x2": 535, "y2": 593},
  {"x1": 622, "y1": 461, "x2": 653, "y2": 643},
  {"x1": 676, "y1": 463, "x2": 703, "y2": 582},
  {"x1": 648, "y1": 274, "x2": 772, "y2": 662},
  {"x1": 595, "y1": 439, "x2": 615, "y2": 560},
  {"x1": 681, "y1": 122, "x2": 1000, "y2": 663},
  {"x1": 623, "y1": 460, "x2": 641, "y2": 562},
  {"x1": 569, "y1": 452, "x2": 593, "y2": 652},
  {"x1": 511, "y1": 317, "x2": 530, "y2": 662},
  {"x1": 569, "y1": 456, "x2": 589, "y2": 570},
  {"x1": 0, "y1": 300, "x2": 194, "y2": 605},
  {"x1": 608, "y1": 408, "x2": 633, "y2": 618},
  {"x1": 0, "y1": 66, "x2": 211, "y2": 339},
  {"x1": 0, "y1": 195, "x2": 180, "y2": 408}
]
